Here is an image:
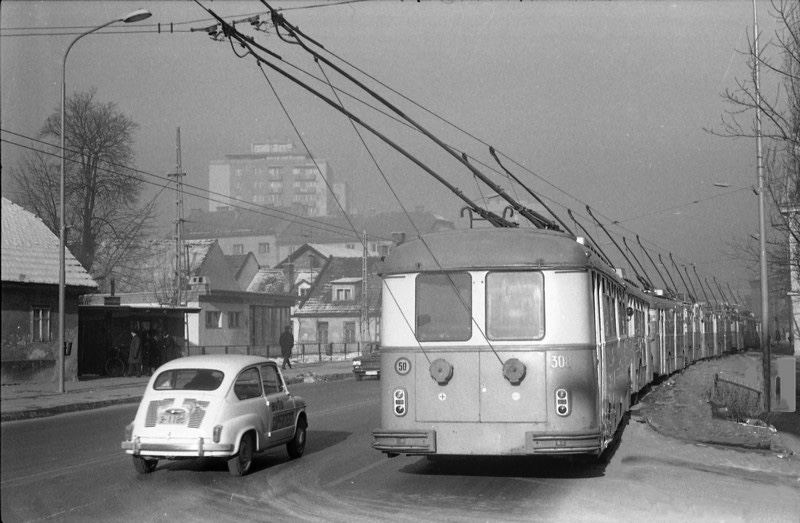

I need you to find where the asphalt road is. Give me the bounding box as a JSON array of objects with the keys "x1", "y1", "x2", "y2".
[{"x1": 2, "y1": 378, "x2": 798, "y2": 522}]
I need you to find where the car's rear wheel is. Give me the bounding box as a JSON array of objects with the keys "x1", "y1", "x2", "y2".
[
  {"x1": 227, "y1": 432, "x2": 254, "y2": 476},
  {"x1": 132, "y1": 456, "x2": 157, "y2": 474},
  {"x1": 354, "y1": 373, "x2": 363, "y2": 381},
  {"x1": 286, "y1": 418, "x2": 307, "y2": 459}
]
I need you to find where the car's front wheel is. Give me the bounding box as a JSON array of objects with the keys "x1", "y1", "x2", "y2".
[
  {"x1": 227, "y1": 432, "x2": 254, "y2": 476},
  {"x1": 132, "y1": 456, "x2": 157, "y2": 474},
  {"x1": 286, "y1": 418, "x2": 307, "y2": 459}
]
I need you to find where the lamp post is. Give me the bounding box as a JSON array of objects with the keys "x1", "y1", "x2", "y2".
[{"x1": 58, "y1": 8, "x2": 152, "y2": 393}]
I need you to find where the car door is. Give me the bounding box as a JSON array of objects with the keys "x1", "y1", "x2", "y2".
[
  {"x1": 260, "y1": 363, "x2": 294, "y2": 443},
  {"x1": 233, "y1": 367, "x2": 271, "y2": 448}
]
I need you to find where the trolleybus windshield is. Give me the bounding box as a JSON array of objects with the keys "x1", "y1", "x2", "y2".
[
  {"x1": 486, "y1": 271, "x2": 544, "y2": 340},
  {"x1": 415, "y1": 272, "x2": 472, "y2": 341}
]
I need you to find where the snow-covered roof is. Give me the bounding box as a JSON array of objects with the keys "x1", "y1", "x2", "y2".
[{"x1": 1, "y1": 198, "x2": 97, "y2": 288}]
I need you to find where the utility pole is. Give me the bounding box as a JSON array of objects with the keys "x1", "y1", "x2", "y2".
[
  {"x1": 169, "y1": 127, "x2": 186, "y2": 307},
  {"x1": 361, "y1": 231, "x2": 370, "y2": 345},
  {"x1": 753, "y1": 0, "x2": 771, "y2": 411}
]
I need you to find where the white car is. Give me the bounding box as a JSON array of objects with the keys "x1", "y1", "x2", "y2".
[{"x1": 121, "y1": 355, "x2": 307, "y2": 476}]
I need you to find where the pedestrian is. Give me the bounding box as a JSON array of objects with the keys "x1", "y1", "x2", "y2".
[
  {"x1": 162, "y1": 332, "x2": 178, "y2": 363},
  {"x1": 280, "y1": 325, "x2": 294, "y2": 370},
  {"x1": 127, "y1": 331, "x2": 142, "y2": 377},
  {"x1": 146, "y1": 329, "x2": 161, "y2": 374}
]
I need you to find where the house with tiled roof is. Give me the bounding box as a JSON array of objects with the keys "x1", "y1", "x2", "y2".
[
  {"x1": 1, "y1": 198, "x2": 97, "y2": 383},
  {"x1": 183, "y1": 207, "x2": 454, "y2": 269},
  {"x1": 293, "y1": 255, "x2": 383, "y2": 357}
]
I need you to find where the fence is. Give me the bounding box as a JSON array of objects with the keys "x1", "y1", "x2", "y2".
[{"x1": 185, "y1": 341, "x2": 372, "y2": 363}]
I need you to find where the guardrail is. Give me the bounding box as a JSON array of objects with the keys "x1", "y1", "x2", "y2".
[{"x1": 185, "y1": 341, "x2": 372, "y2": 363}]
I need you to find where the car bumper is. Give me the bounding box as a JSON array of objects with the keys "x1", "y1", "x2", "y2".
[
  {"x1": 372, "y1": 429, "x2": 436, "y2": 454},
  {"x1": 353, "y1": 369, "x2": 380, "y2": 377},
  {"x1": 122, "y1": 437, "x2": 234, "y2": 458}
]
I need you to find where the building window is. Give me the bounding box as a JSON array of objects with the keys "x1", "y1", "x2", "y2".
[
  {"x1": 317, "y1": 322, "x2": 329, "y2": 344},
  {"x1": 344, "y1": 322, "x2": 356, "y2": 343},
  {"x1": 334, "y1": 287, "x2": 353, "y2": 301},
  {"x1": 228, "y1": 311, "x2": 242, "y2": 329},
  {"x1": 206, "y1": 311, "x2": 222, "y2": 329},
  {"x1": 259, "y1": 242, "x2": 270, "y2": 253},
  {"x1": 31, "y1": 306, "x2": 51, "y2": 342},
  {"x1": 233, "y1": 244, "x2": 244, "y2": 255}
]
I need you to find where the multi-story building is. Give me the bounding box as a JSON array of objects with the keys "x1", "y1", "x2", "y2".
[{"x1": 208, "y1": 139, "x2": 348, "y2": 217}]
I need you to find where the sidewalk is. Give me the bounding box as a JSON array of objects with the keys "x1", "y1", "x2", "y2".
[{"x1": 0, "y1": 358, "x2": 355, "y2": 422}]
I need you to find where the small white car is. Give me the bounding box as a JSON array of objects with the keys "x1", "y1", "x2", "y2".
[{"x1": 121, "y1": 355, "x2": 307, "y2": 476}]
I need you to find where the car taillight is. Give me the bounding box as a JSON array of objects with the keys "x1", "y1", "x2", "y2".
[
  {"x1": 124, "y1": 423, "x2": 134, "y2": 441},
  {"x1": 393, "y1": 388, "x2": 407, "y2": 417},
  {"x1": 555, "y1": 388, "x2": 570, "y2": 416},
  {"x1": 213, "y1": 425, "x2": 223, "y2": 443}
]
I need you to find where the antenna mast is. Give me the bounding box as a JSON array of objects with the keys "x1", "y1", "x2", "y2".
[{"x1": 169, "y1": 127, "x2": 186, "y2": 306}]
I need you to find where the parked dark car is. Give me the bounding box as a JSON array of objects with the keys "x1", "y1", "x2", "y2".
[{"x1": 352, "y1": 343, "x2": 380, "y2": 381}]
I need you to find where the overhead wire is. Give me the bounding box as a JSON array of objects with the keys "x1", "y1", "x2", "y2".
[{"x1": 1, "y1": 2, "x2": 750, "y2": 301}]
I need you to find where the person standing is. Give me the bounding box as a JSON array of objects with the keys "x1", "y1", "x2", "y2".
[
  {"x1": 280, "y1": 325, "x2": 294, "y2": 370},
  {"x1": 127, "y1": 331, "x2": 142, "y2": 377},
  {"x1": 162, "y1": 332, "x2": 179, "y2": 363},
  {"x1": 146, "y1": 329, "x2": 161, "y2": 374}
]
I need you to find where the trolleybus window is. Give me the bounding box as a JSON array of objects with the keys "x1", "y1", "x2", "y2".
[
  {"x1": 486, "y1": 271, "x2": 544, "y2": 340},
  {"x1": 415, "y1": 272, "x2": 472, "y2": 341}
]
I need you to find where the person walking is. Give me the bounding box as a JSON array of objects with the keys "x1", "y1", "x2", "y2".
[
  {"x1": 127, "y1": 331, "x2": 142, "y2": 377},
  {"x1": 280, "y1": 325, "x2": 294, "y2": 370}
]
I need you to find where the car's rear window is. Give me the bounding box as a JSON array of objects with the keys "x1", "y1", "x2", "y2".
[{"x1": 153, "y1": 369, "x2": 224, "y2": 391}]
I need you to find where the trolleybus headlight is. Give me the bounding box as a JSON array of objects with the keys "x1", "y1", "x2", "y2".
[
  {"x1": 502, "y1": 358, "x2": 526, "y2": 385},
  {"x1": 555, "y1": 388, "x2": 570, "y2": 416},
  {"x1": 429, "y1": 358, "x2": 453, "y2": 385},
  {"x1": 393, "y1": 388, "x2": 407, "y2": 417}
]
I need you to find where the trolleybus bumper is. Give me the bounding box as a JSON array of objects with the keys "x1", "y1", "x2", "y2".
[
  {"x1": 526, "y1": 431, "x2": 601, "y2": 455},
  {"x1": 372, "y1": 429, "x2": 436, "y2": 454}
]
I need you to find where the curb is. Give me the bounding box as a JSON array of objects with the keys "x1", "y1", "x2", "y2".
[
  {"x1": 0, "y1": 396, "x2": 143, "y2": 423},
  {"x1": 0, "y1": 372, "x2": 356, "y2": 423}
]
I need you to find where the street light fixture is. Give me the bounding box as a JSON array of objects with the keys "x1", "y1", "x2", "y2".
[{"x1": 59, "y1": 8, "x2": 152, "y2": 393}]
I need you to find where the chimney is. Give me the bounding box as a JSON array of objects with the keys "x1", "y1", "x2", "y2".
[
  {"x1": 391, "y1": 232, "x2": 406, "y2": 245},
  {"x1": 283, "y1": 263, "x2": 295, "y2": 294}
]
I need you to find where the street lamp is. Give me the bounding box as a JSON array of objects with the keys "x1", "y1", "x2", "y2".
[{"x1": 59, "y1": 8, "x2": 152, "y2": 393}]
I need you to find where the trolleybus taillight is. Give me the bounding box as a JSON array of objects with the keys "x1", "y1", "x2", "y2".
[
  {"x1": 393, "y1": 388, "x2": 407, "y2": 416},
  {"x1": 555, "y1": 388, "x2": 570, "y2": 416}
]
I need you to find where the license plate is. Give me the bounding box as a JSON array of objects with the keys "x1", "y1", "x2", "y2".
[
  {"x1": 365, "y1": 371, "x2": 378, "y2": 376},
  {"x1": 158, "y1": 413, "x2": 186, "y2": 425}
]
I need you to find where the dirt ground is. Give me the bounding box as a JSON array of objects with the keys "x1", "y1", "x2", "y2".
[{"x1": 635, "y1": 348, "x2": 797, "y2": 455}]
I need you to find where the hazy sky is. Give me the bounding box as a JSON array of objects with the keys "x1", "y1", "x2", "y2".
[{"x1": 0, "y1": 1, "x2": 784, "y2": 299}]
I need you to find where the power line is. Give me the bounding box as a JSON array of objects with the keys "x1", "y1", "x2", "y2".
[{"x1": 0, "y1": 129, "x2": 384, "y2": 242}]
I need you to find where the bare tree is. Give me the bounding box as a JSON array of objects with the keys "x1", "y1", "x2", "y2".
[
  {"x1": 711, "y1": 0, "x2": 800, "y2": 290},
  {"x1": 10, "y1": 88, "x2": 156, "y2": 290}
]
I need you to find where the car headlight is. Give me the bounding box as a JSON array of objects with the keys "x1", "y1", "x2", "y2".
[{"x1": 353, "y1": 360, "x2": 361, "y2": 367}]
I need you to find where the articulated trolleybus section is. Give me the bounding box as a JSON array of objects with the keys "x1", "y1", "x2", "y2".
[{"x1": 372, "y1": 228, "x2": 754, "y2": 458}]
